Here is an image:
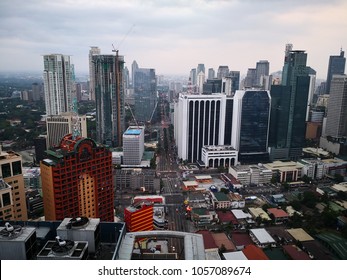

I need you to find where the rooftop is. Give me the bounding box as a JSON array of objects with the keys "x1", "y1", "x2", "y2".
[
  {"x1": 286, "y1": 228, "x2": 314, "y2": 242},
  {"x1": 267, "y1": 208, "x2": 289, "y2": 218},
  {"x1": 124, "y1": 129, "x2": 142, "y2": 136},
  {"x1": 242, "y1": 244, "x2": 269, "y2": 260},
  {"x1": 249, "y1": 228, "x2": 276, "y2": 244},
  {"x1": 283, "y1": 245, "x2": 311, "y2": 260}
]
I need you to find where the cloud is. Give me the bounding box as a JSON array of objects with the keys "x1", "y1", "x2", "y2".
[{"x1": 0, "y1": 0, "x2": 346, "y2": 78}]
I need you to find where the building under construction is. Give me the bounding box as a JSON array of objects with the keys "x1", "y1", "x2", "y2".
[{"x1": 92, "y1": 52, "x2": 125, "y2": 147}]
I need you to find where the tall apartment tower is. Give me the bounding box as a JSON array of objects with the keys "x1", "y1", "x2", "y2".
[
  {"x1": 46, "y1": 113, "x2": 87, "y2": 148},
  {"x1": 40, "y1": 135, "x2": 114, "y2": 222},
  {"x1": 43, "y1": 54, "x2": 73, "y2": 115},
  {"x1": 123, "y1": 126, "x2": 145, "y2": 165},
  {"x1": 269, "y1": 46, "x2": 311, "y2": 160},
  {"x1": 325, "y1": 75, "x2": 347, "y2": 138},
  {"x1": 133, "y1": 68, "x2": 157, "y2": 122},
  {"x1": 0, "y1": 148, "x2": 28, "y2": 221},
  {"x1": 232, "y1": 90, "x2": 271, "y2": 163},
  {"x1": 92, "y1": 53, "x2": 125, "y2": 147},
  {"x1": 326, "y1": 49, "x2": 346, "y2": 94},
  {"x1": 89, "y1": 46, "x2": 101, "y2": 101}
]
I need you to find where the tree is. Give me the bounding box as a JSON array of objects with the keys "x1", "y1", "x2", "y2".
[{"x1": 301, "y1": 191, "x2": 318, "y2": 209}]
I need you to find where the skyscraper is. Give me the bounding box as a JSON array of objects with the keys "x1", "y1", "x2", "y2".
[
  {"x1": 208, "y1": 68, "x2": 215, "y2": 79},
  {"x1": 232, "y1": 90, "x2": 271, "y2": 163},
  {"x1": 230, "y1": 71, "x2": 240, "y2": 93},
  {"x1": 269, "y1": 46, "x2": 311, "y2": 160},
  {"x1": 174, "y1": 94, "x2": 228, "y2": 163},
  {"x1": 89, "y1": 47, "x2": 101, "y2": 101},
  {"x1": 40, "y1": 135, "x2": 114, "y2": 222},
  {"x1": 217, "y1": 66, "x2": 229, "y2": 79},
  {"x1": 326, "y1": 49, "x2": 346, "y2": 94},
  {"x1": 133, "y1": 68, "x2": 157, "y2": 122},
  {"x1": 190, "y1": 68, "x2": 197, "y2": 86},
  {"x1": 255, "y1": 60, "x2": 270, "y2": 87},
  {"x1": 197, "y1": 63, "x2": 205, "y2": 75},
  {"x1": 43, "y1": 54, "x2": 73, "y2": 115},
  {"x1": 92, "y1": 53, "x2": 125, "y2": 147},
  {"x1": 131, "y1": 60, "x2": 139, "y2": 87},
  {"x1": 0, "y1": 148, "x2": 28, "y2": 221},
  {"x1": 244, "y1": 68, "x2": 256, "y2": 88},
  {"x1": 325, "y1": 75, "x2": 347, "y2": 138},
  {"x1": 197, "y1": 71, "x2": 205, "y2": 94}
]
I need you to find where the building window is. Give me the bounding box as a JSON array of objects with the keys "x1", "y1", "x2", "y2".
[
  {"x1": 12, "y1": 161, "x2": 22, "y2": 175},
  {"x1": 1, "y1": 163, "x2": 11, "y2": 178}
]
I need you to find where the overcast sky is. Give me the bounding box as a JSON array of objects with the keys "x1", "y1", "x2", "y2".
[{"x1": 1, "y1": 0, "x2": 346, "y2": 79}]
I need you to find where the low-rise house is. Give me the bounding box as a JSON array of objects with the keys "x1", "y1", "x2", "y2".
[
  {"x1": 212, "y1": 192, "x2": 231, "y2": 209},
  {"x1": 267, "y1": 208, "x2": 289, "y2": 224}
]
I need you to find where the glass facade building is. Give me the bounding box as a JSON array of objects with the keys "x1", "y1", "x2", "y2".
[
  {"x1": 133, "y1": 68, "x2": 157, "y2": 122},
  {"x1": 269, "y1": 49, "x2": 311, "y2": 160}
]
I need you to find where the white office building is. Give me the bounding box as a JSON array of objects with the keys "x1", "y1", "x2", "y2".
[
  {"x1": 201, "y1": 145, "x2": 238, "y2": 168},
  {"x1": 123, "y1": 126, "x2": 144, "y2": 165},
  {"x1": 174, "y1": 94, "x2": 229, "y2": 163}
]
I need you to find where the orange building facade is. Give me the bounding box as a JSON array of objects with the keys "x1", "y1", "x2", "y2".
[
  {"x1": 124, "y1": 202, "x2": 154, "y2": 232},
  {"x1": 40, "y1": 135, "x2": 114, "y2": 222}
]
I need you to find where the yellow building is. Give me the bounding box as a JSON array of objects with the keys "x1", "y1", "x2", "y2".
[{"x1": 0, "y1": 148, "x2": 28, "y2": 221}]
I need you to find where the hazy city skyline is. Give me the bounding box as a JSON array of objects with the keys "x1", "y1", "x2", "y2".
[{"x1": 1, "y1": 0, "x2": 347, "y2": 78}]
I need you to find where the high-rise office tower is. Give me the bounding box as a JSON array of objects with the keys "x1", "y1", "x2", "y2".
[
  {"x1": 46, "y1": 113, "x2": 87, "y2": 148},
  {"x1": 40, "y1": 135, "x2": 114, "y2": 222},
  {"x1": 190, "y1": 68, "x2": 197, "y2": 86},
  {"x1": 174, "y1": 94, "x2": 228, "y2": 162},
  {"x1": 133, "y1": 68, "x2": 157, "y2": 122},
  {"x1": 123, "y1": 126, "x2": 145, "y2": 165},
  {"x1": 197, "y1": 63, "x2": 205, "y2": 75},
  {"x1": 230, "y1": 71, "x2": 240, "y2": 93},
  {"x1": 244, "y1": 68, "x2": 256, "y2": 88},
  {"x1": 217, "y1": 66, "x2": 229, "y2": 79},
  {"x1": 326, "y1": 49, "x2": 346, "y2": 94},
  {"x1": 197, "y1": 71, "x2": 205, "y2": 94},
  {"x1": 92, "y1": 53, "x2": 125, "y2": 147},
  {"x1": 208, "y1": 68, "x2": 215, "y2": 79},
  {"x1": 269, "y1": 45, "x2": 311, "y2": 160},
  {"x1": 0, "y1": 148, "x2": 28, "y2": 221},
  {"x1": 325, "y1": 75, "x2": 347, "y2": 138},
  {"x1": 255, "y1": 60, "x2": 270, "y2": 87},
  {"x1": 232, "y1": 90, "x2": 271, "y2": 163},
  {"x1": 306, "y1": 67, "x2": 317, "y2": 121},
  {"x1": 43, "y1": 54, "x2": 74, "y2": 116},
  {"x1": 131, "y1": 60, "x2": 139, "y2": 87},
  {"x1": 123, "y1": 66, "x2": 130, "y2": 89},
  {"x1": 89, "y1": 47, "x2": 101, "y2": 101}
]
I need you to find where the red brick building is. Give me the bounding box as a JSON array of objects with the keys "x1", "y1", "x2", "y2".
[{"x1": 41, "y1": 134, "x2": 114, "y2": 222}]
